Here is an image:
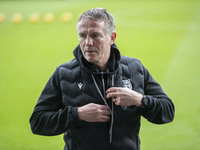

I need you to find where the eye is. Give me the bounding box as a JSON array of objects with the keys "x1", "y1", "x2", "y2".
[
  {"x1": 93, "y1": 33, "x2": 100, "y2": 38},
  {"x1": 93, "y1": 34, "x2": 98, "y2": 37},
  {"x1": 79, "y1": 34, "x2": 86, "y2": 39}
]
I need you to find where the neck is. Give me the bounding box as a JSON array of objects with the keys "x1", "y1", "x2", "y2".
[{"x1": 99, "y1": 64, "x2": 107, "y2": 71}]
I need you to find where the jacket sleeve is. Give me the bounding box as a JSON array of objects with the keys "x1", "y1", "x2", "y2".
[
  {"x1": 140, "y1": 65, "x2": 175, "y2": 124},
  {"x1": 29, "y1": 67, "x2": 81, "y2": 136}
]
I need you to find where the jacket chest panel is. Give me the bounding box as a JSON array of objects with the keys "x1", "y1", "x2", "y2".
[
  {"x1": 120, "y1": 65, "x2": 144, "y2": 95},
  {"x1": 61, "y1": 73, "x2": 105, "y2": 107}
]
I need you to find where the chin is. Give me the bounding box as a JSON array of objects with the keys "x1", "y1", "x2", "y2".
[
  {"x1": 85, "y1": 55, "x2": 97, "y2": 62},
  {"x1": 87, "y1": 59, "x2": 97, "y2": 64}
]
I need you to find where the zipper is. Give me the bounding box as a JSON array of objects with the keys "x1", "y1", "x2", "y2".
[
  {"x1": 101, "y1": 72, "x2": 106, "y2": 98},
  {"x1": 101, "y1": 72, "x2": 113, "y2": 143},
  {"x1": 91, "y1": 73, "x2": 114, "y2": 143},
  {"x1": 100, "y1": 72, "x2": 110, "y2": 143}
]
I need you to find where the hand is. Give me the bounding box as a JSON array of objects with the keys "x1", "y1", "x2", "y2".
[
  {"x1": 78, "y1": 103, "x2": 111, "y2": 122},
  {"x1": 106, "y1": 87, "x2": 143, "y2": 107}
]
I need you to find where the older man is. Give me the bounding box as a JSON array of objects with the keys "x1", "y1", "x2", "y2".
[{"x1": 30, "y1": 8, "x2": 174, "y2": 150}]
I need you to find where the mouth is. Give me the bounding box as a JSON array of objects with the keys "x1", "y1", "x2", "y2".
[
  {"x1": 85, "y1": 48, "x2": 97, "y2": 53},
  {"x1": 86, "y1": 50, "x2": 96, "y2": 53},
  {"x1": 85, "y1": 51, "x2": 97, "y2": 57}
]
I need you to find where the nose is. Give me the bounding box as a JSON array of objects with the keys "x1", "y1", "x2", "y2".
[{"x1": 85, "y1": 37, "x2": 93, "y2": 46}]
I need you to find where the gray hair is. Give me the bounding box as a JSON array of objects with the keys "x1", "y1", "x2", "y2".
[{"x1": 77, "y1": 8, "x2": 115, "y2": 35}]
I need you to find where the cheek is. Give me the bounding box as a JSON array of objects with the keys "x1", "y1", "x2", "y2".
[
  {"x1": 79, "y1": 45, "x2": 85, "y2": 55},
  {"x1": 79, "y1": 42, "x2": 85, "y2": 49}
]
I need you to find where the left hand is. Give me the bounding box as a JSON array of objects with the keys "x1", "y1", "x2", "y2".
[{"x1": 106, "y1": 87, "x2": 143, "y2": 107}]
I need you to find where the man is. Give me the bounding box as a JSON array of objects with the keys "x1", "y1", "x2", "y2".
[{"x1": 30, "y1": 8, "x2": 175, "y2": 150}]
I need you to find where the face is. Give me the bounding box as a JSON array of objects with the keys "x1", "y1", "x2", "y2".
[{"x1": 77, "y1": 18, "x2": 116, "y2": 70}]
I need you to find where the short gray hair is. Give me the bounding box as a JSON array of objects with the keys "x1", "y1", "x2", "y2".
[{"x1": 77, "y1": 8, "x2": 115, "y2": 35}]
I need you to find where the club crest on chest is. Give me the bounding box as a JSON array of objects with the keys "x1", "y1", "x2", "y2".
[{"x1": 122, "y1": 79, "x2": 132, "y2": 89}]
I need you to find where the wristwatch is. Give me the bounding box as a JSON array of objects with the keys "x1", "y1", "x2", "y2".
[{"x1": 140, "y1": 95, "x2": 149, "y2": 108}]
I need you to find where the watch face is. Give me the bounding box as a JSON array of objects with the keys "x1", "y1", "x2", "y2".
[
  {"x1": 143, "y1": 97, "x2": 149, "y2": 105},
  {"x1": 140, "y1": 96, "x2": 149, "y2": 108}
]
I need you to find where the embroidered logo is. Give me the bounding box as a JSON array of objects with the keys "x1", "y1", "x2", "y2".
[
  {"x1": 122, "y1": 79, "x2": 132, "y2": 89},
  {"x1": 77, "y1": 83, "x2": 83, "y2": 90}
]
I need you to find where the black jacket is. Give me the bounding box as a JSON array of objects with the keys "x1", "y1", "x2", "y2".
[{"x1": 30, "y1": 44, "x2": 174, "y2": 150}]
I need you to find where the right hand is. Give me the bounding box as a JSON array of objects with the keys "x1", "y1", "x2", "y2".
[{"x1": 78, "y1": 103, "x2": 111, "y2": 122}]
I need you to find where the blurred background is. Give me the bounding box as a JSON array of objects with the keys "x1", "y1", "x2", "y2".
[{"x1": 0, "y1": 0, "x2": 200, "y2": 149}]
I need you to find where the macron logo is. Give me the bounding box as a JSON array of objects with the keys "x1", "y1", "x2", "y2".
[{"x1": 77, "y1": 83, "x2": 83, "y2": 90}]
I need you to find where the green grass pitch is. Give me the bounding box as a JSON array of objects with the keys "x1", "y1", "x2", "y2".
[{"x1": 0, "y1": 0, "x2": 200, "y2": 149}]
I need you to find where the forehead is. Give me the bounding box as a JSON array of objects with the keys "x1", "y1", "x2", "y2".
[{"x1": 77, "y1": 18, "x2": 105, "y2": 33}]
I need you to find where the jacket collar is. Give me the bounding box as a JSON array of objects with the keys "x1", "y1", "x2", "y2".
[{"x1": 73, "y1": 43, "x2": 121, "y2": 75}]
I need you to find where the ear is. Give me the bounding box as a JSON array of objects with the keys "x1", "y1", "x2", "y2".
[{"x1": 109, "y1": 32, "x2": 117, "y2": 45}]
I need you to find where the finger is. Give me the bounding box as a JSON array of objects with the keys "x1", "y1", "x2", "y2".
[
  {"x1": 114, "y1": 100, "x2": 121, "y2": 106},
  {"x1": 99, "y1": 105, "x2": 110, "y2": 111},
  {"x1": 112, "y1": 97, "x2": 120, "y2": 104},
  {"x1": 107, "y1": 93, "x2": 117, "y2": 99},
  {"x1": 106, "y1": 87, "x2": 121, "y2": 94},
  {"x1": 112, "y1": 97, "x2": 118, "y2": 102},
  {"x1": 106, "y1": 91, "x2": 122, "y2": 99},
  {"x1": 97, "y1": 105, "x2": 110, "y2": 115},
  {"x1": 99, "y1": 115, "x2": 110, "y2": 122},
  {"x1": 106, "y1": 87, "x2": 123, "y2": 99},
  {"x1": 99, "y1": 109, "x2": 110, "y2": 115}
]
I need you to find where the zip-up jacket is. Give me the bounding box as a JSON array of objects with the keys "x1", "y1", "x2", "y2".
[{"x1": 30, "y1": 44, "x2": 175, "y2": 150}]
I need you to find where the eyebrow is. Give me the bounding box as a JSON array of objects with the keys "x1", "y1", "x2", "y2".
[{"x1": 78, "y1": 30, "x2": 102, "y2": 35}]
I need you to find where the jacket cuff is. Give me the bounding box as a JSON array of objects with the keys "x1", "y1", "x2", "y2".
[
  {"x1": 71, "y1": 106, "x2": 85, "y2": 127},
  {"x1": 139, "y1": 95, "x2": 154, "y2": 111}
]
